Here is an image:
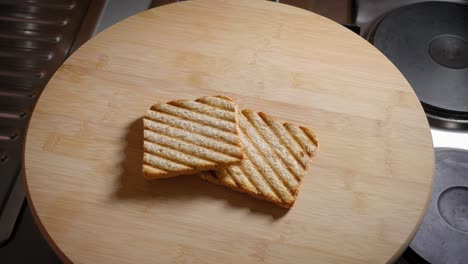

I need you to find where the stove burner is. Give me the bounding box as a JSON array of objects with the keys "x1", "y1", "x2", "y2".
[
  {"x1": 372, "y1": 2, "x2": 468, "y2": 128},
  {"x1": 410, "y1": 148, "x2": 468, "y2": 264},
  {"x1": 429, "y1": 36, "x2": 468, "y2": 69},
  {"x1": 438, "y1": 186, "x2": 468, "y2": 232}
]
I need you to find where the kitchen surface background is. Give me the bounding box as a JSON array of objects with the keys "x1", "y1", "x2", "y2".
[{"x1": 1, "y1": 1, "x2": 466, "y2": 263}]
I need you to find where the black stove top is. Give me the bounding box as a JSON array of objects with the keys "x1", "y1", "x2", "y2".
[
  {"x1": 410, "y1": 149, "x2": 468, "y2": 264},
  {"x1": 372, "y1": 2, "x2": 468, "y2": 129},
  {"x1": 367, "y1": 2, "x2": 468, "y2": 264}
]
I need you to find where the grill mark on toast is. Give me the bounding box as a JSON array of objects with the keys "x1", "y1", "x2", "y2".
[
  {"x1": 227, "y1": 177, "x2": 238, "y2": 188},
  {"x1": 245, "y1": 110, "x2": 303, "y2": 182},
  {"x1": 228, "y1": 166, "x2": 258, "y2": 194},
  {"x1": 285, "y1": 124, "x2": 317, "y2": 160},
  {"x1": 151, "y1": 103, "x2": 235, "y2": 132},
  {"x1": 240, "y1": 159, "x2": 280, "y2": 202},
  {"x1": 260, "y1": 112, "x2": 307, "y2": 168},
  {"x1": 240, "y1": 111, "x2": 298, "y2": 194},
  {"x1": 301, "y1": 127, "x2": 320, "y2": 150},
  {"x1": 145, "y1": 110, "x2": 239, "y2": 145},
  {"x1": 143, "y1": 96, "x2": 243, "y2": 179},
  {"x1": 202, "y1": 111, "x2": 319, "y2": 207},
  {"x1": 258, "y1": 117, "x2": 303, "y2": 181},
  {"x1": 218, "y1": 169, "x2": 238, "y2": 188},
  {"x1": 226, "y1": 168, "x2": 242, "y2": 189},
  {"x1": 168, "y1": 100, "x2": 235, "y2": 122},
  {"x1": 195, "y1": 96, "x2": 235, "y2": 111},
  {"x1": 143, "y1": 118, "x2": 243, "y2": 157},
  {"x1": 238, "y1": 115, "x2": 293, "y2": 204},
  {"x1": 143, "y1": 152, "x2": 192, "y2": 172},
  {"x1": 234, "y1": 166, "x2": 258, "y2": 194},
  {"x1": 144, "y1": 141, "x2": 216, "y2": 167},
  {"x1": 284, "y1": 125, "x2": 309, "y2": 170},
  {"x1": 195, "y1": 99, "x2": 229, "y2": 111},
  {"x1": 144, "y1": 130, "x2": 241, "y2": 163}
]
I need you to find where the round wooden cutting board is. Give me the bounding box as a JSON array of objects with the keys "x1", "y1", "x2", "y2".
[{"x1": 24, "y1": 1, "x2": 434, "y2": 263}]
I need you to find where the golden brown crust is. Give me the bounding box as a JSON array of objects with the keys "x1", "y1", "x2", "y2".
[
  {"x1": 143, "y1": 162, "x2": 240, "y2": 180},
  {"x1": 199, "y1": 110, "x2": 319, "y2": 208}
]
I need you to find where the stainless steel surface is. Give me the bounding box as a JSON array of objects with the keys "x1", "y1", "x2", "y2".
[
  {"x1": 0, "y1": 0, "x2": 86, "y2": 188},
  {"x1": 432, "y1": 128, "x2": 468, "y2": 150},
  {"x1": 0, "y1": 0, "x2": 90, "y2": 256},
  {"x1": 93, "y1": 0, "x2": 152, "y2": 34}
]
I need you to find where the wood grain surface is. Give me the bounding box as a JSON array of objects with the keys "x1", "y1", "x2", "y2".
[{"x1": 24, "y1": 0, "x2": 434, "y2": 263}]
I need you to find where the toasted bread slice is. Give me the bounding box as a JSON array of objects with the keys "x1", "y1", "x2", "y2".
[
  {"x1": 199, "y1": 110, "x2": 319, "y2": 208},
  {"x1": 143, "y1": 96, "x2": 244, "y2": 179}
]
